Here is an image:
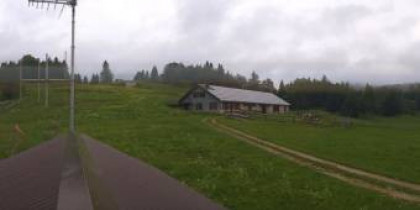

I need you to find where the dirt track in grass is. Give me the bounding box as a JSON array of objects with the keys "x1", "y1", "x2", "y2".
[{"x1": 206, "y1": 118, "x2": 420, "y2": 203}]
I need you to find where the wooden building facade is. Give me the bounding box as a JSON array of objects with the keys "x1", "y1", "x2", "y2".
[{"x1": 179, "y1": 84, "x2": 290, "y2": 114}]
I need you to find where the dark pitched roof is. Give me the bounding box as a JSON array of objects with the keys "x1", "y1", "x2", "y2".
[
  {"x1": 199, "y1": 84, "x2": 290, "y2": 106},
  {"x1": 82, "y1": 135, "x2": 225, "y2": 210},
  {"x1": 0, "y1": 137, "x2": 64, "y2": 210},
  {"x1": 0, "y1": 135, "x2": 225, "y2": 210}
]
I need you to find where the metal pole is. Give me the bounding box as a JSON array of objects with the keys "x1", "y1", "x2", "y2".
[
  {"x1": 45, "y1": 54, "x2": 49, "y2": 108},
  {"x1": 37, "y1": 61, "x2": 41, "y2": 103},
  {"x1": 69, "y1": 4, "x2": 76, "y2": 134},
  {"x1": 64, "y1": 51, "x2": 67, "y2": 79},
  {"x1": 19, "y1": 61, "x2": 22, "y2": 101},
  {"x1": 27, "y1": 0, "x2": 77, "y2": 133}
]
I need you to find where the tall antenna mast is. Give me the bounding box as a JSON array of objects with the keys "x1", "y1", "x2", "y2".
[{"x1": 28, "y1": 0, "x2": 78, "y2": 135}]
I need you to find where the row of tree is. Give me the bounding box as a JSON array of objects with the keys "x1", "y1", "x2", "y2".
[
  {"x1": 135, "y1": 61, "x2": 420, "y2": 117},
  {"x1": 133, "y1": 66, "x2": 159, "y2": 81},
  {"x1": 0, "y1": 54, "x2": 69, "y2": 82},
  {"x1": 278, "y1": 76, "x2": 420, "y2": 117},
  {"x1": 0, "y1": 55, "x2": 115, "y2": 84},
  {"x1": 0, "y1": 56, "x2": 114, "y2": 100},
  {"x1": 1, "y1": 55, "x2": 69, "y2": 100},
  {"x1": 159, "y1": 61, "x2": 276, "y2": 92},
  {"x1": 2, "y1": 55, "x2": 420, "y2": 117},
  {"x1": 67, "y1": 60, "x2": 114, "y2": 84}
]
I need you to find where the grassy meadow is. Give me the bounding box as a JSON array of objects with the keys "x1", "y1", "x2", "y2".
[
  {"x1": 220, "y1": 113, "x2": 420, "y2": 184},
  {"x1": 1, "y1": 83, "x2": 420, "y2": 209}
]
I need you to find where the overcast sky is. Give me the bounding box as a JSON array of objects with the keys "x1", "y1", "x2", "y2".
[{"x1": 1, "y1": 0, "x2": 420, "y2": 84}]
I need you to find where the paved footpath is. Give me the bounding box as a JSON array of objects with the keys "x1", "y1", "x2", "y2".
[{"x1": 0, "y1": 135, "x2": 225, "y2": 210}]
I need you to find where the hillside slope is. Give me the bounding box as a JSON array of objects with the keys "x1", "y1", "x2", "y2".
[{"x1": 1, "y1": 83, "x2": 419, "y2": 209}]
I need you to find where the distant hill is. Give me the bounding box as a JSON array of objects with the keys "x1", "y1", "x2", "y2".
[{"x1": 379, "y1": 83, "x2": 420, "y2": 91}]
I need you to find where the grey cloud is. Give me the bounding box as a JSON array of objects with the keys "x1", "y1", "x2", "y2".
[
  {"x1": 176, "y1": 0, "x2": 233, "y2": 43},
  {"x1": 399, "y1": 42, "x2": 420, "y2": 72},
  {"x1": 1, "y1": 0, "x2": 420, "y2": 85},
  {"x1": 323, "y1": 4, "x2": 373, "y2": 28}
]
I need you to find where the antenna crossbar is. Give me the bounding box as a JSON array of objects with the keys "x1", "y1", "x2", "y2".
[{"x1": 28, "y1": 0, "x2": 76, "y2": 6}]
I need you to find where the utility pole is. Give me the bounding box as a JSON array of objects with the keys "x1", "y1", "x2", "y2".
[
  {"x1": 45, "y1": 54, "x2": 49, "y2": 108},
  {"x1": 37, "y1": 61, "x2": 41, "y2": 103},
  {"x1": 19, "y1": 61, "x2": 22, "y2": 102},
  {"x1": 28, "y1": 0, "x2": 78, "y2": 134},
  {"x1": 64, "y1": 51, "x2": 67, "y2": 79}
]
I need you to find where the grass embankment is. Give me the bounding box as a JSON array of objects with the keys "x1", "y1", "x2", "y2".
[
  {"x1": 0, "y1": 84, "x2": 69, "y2": 157},
  {"x1": 219, "y1": 112, "x2": 420, "y2": 184},
  {"x1": 0, "y1": 83, "x2": 419, "y2": 209}
]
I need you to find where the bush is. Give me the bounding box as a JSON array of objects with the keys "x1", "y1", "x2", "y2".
[{"x1": 0, "y1": 83, "x2": 18, "y2": 100}]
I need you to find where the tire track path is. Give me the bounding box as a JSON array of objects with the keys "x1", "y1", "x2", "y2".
[{"x1": 207, "y1": 118, "x2": 420, "y2": 203}]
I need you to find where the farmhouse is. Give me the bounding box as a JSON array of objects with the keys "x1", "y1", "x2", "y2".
[{"x1": 179, "y1": 84, "x2": 290, "y2": 114}]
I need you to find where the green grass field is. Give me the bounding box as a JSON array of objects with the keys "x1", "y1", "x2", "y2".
[
  {"x1": 220, "y1": 113, "x2": 420, "y2": 184},
  {"x1": 1, "y1": 83, "x2": 420, "y2": 209}
]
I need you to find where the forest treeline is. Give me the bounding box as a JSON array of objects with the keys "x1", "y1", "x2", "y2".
[
  {"x1": 159, "y1": 62, "x2": 276, "y2": 92},
  {"x1": 279, "y1": 77, "x2": 420, "y2": 117},
  {"x1": 2, "y1": 56, "x2": 420, "y2": 117},
  {"x1": 0, "y1": 54, "x2": 68, "y2": 100},
  {"x1": 0, "y1": 54, "x2": 69, "y2": 82},
  {"x1": 133, "y1": 61, "x2": 420, "y2": 117}
]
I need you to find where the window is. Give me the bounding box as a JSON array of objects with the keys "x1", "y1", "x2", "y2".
[
  {"x1": 195, "y1": 103, "x2": 203, "y2": 110},
  {"x1": 192, "y1": 89, "x2": 205, "y2": 98},
  {"x1": 248, "y1": 104, "x2": 253, "y2": 111},
  {"x1": 210, "y1": 102, "x2": 218, "y2": 110},
  {"x1": 223, "y1": 103, "x2": 229, "y2": 110},
  {"x1": 183, "y1": 103, "x2": 192, "y2": 110},
  {"x1": 261, "y1": 105, "x2": 267, "y2": 113},
  {"x1": 223, "y1": 103, "x2": 239, "y2": 110},
  {"x1": 233, "y1": 103, "x2": 240, "y2": 110}
]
